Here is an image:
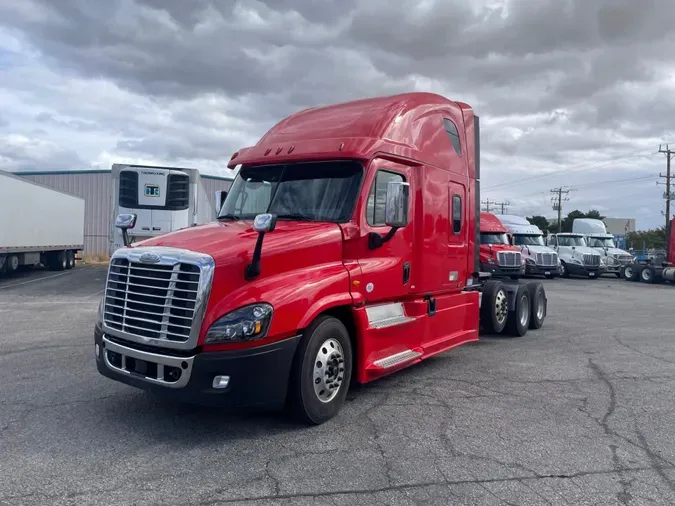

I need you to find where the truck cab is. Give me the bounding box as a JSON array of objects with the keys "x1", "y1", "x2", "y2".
[
  {"x1": 479, "y1": 212, "x2": 525, "y2": 279},
  {"x1": 499, "y1": 215, "x2": 560, "y2": 278},
  {"x1": 571, "y1": 218, "x2": 633, "y2": 277},
  {"x1": 546, "y1": 233, "x2": 605, "y2": 278},
  {"x1": 95, "y1": 92, "x2": 549, "y2": 425}
]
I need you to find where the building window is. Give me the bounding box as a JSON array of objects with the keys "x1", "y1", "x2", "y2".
[{"x1": 367, "y1": 170, "x2": 405, "y2": 226}]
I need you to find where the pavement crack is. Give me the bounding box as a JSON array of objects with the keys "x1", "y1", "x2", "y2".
[
  {"x1": 634, "y1": 420, "x2": 675, "y2": 494},
  {"x1": 0, "y1": 343, "x2": 86, "y2": 357},
  {"x1": 612, "y1": 333, "x2": 675, "y2": 366}
]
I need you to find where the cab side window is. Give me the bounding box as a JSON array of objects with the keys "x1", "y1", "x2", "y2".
[
  {"x1": 366, "y1": 170, "x2": 405, "y2": 226},
  {"x1": 443, "y1": 118, "x2": 462, "y2": 157}
]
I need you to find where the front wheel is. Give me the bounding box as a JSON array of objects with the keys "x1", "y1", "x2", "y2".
[
  {"x1": 560, "y1": 262, "x2": 569, "y2": 278},
  {"x1": 288, "y1": 316, "x2": 353, "y2": 425}
]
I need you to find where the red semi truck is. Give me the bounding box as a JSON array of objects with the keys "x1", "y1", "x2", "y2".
[
  {"x1": 622, "y1": 217, "x2": 675, "y2": 284},
  {"x1": 95, "y1": 92, "x2": 549, "y2": 424},
  {"x1": 479, "y1": 212, "x2": 525, "y2": 279}
]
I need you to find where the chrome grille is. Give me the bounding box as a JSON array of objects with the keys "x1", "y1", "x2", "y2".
[
  {"x1": 104, "y1": 258, "x2": 201, "y2": 343},
  {"x1": 535, "y1": 252, "x2": 557, "y2": 266},
  {"x1": 497, "y1": 251, "x2": 521, "y2": 267},
  {"x1": 583, "y1": 254, "x2": 601, "y2": 266}
]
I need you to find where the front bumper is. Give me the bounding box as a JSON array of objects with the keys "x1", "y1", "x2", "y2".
[
  {"x1": 565, "y1": 262, "x2": 604, "y2": 277},
  {"x1": 94, "y1": 323, "x2": 301, "y2": 410},
  {"x1": 480, "y1": 263, "x2": 525, "y2": 277},
  {"x1": 525, "y1": 263, "x2": 560, "y2": 276}
]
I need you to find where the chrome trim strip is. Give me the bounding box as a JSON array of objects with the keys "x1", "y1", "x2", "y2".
[
  {"x1": 101, "y1": 246, "x2": 215, "y2": 351},
  {"x1": 102, "y1": 336, "x2": 194, "y2": 388},
  {"x1": 374, "y1": 349, "x2": 422, "y2": 369}
]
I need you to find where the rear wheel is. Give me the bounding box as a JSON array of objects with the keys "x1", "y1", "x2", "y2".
[
  {"x1": 641, "y1": 266, "x2": 656, "y2": 284},
  {"x1": 479, "y1": 280, "x2": 508, "y2": 334},
  {"x1": 526, "y1": 282, "x2": 546, "y2": 330},
  {"x1": 6, "y1": 254, "x2": 19, "y2": 274},
  {"x1": 66, "y1": 251, "x2": 75, "y2": 269},
  {"x1": 48, "y1": 251, "x2": 68, "y2": 271},
  {"x1": 288, "y1": 316, "x2": 352, "y2": 425},
  {"x1": 506, "y1": 285, "x2": 530, "y2": 337}
]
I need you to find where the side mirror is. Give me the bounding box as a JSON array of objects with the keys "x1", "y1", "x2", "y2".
[
  {"x1": 115, "y1": 213, "x2": 137, "y2": 247},
  {"x1": 384, "y1": 181, "x2": 410, "y2": 228},
  {"x1": 215, "y1": 190, "x2": 227, "y2": 213},
  {"x1": 245, "y1": 213, "x2": 278, "y2": 280}
]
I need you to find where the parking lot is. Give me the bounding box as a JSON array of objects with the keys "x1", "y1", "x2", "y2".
[{"x1": 1, "y1": 267, "x2": 674, "y2": 505}]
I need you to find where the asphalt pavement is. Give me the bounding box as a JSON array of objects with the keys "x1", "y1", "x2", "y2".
[{"x1": 1, "y1": 267, "x2": 674, "y2": 505}]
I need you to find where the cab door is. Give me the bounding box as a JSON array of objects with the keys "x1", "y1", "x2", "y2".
[{"x1": 356, "y1": 160, "x2": 415, "y2": 303}]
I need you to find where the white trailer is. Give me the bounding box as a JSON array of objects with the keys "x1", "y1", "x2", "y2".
[
  {"x1": 0, "y1": 169, "x2": 85, "y2": 275},
  {"x1": 110, "y1": 164, "x2": 229, "y2": 255}
]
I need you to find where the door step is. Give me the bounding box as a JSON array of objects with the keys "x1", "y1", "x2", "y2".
[{"x1": 372, "y1": 349, "x2": 422, "y2": 369}]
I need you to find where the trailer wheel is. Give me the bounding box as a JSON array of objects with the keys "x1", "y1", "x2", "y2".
[
  {"x1": 48, "y1": 251, "x2": 68, "y2": 271},
  {"x1": 640, "y1": 266, "x2": 656, "y2": 284},
  {"x1": 288, "y1": 316, "x2": 352, "y2": 425},
  {"x1": 526, "y1": 282, "x2": 546, "y2": 330},
  {"x1": 506, "y1": 285, "x2": 530, "y2": 337},
  {"x1": 66, "y1": 251, "x2": 75, "y2": 269},
  {"x1": 479, "y1": 280, "x2": 508, "y2": 334},
  {"x1": 6, "y1": 255, "x2": 19, "y2": 274}
]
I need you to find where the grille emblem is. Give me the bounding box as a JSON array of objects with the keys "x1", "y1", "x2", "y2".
[{"x1": 139, "y1": 252, "x2": 161, "y2": 263}]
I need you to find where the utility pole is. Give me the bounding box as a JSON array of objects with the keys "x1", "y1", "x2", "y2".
[
  {"x1": 550, "y1": 186, "x2": 572, "y2": 233},
  {"x1": 658, "y1": 144, "x2": 674, "y2": 229},
  {"x1": 481, "y1": 199, "x2": 509, "y2": 213},
  {"x1": 481, "y1": 198, "x2": 495, "y2": 212}
]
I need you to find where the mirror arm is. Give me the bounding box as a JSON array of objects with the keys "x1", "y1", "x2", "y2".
[
  {"x1": 122, "y1": 229, "x2": 131, "y2": 247},
  {"x1": 245, "y1": 232, "x2": 266, "y2": 280},
  {"x1": 368, "y1": 227, "x2": 399, "y2": 250}
]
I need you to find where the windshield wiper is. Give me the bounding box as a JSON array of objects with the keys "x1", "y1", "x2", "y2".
[
  {"x1": 276, "y1": 213, "x2": 313, "y2": 221},
  {"x1": 218, "y1": 214, "x2": 240, "y2": 221}
]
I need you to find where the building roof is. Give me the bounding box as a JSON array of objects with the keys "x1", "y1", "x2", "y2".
[{"x1": 12, "y1": 169, "x2": 233, "y2": 181}]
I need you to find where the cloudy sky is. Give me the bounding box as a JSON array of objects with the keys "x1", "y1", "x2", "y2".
[{"x1": 1, "y1": 0, "x2": 674, "y2": 229}]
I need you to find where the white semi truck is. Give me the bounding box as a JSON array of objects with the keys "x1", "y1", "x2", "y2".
[
  {"x1": 498, "y1": 215, "x2": 561, "y2": 278},
  {"x1": 0, "y1": 169, "x2": 85, "y2": 276},
  {"x1": 546, "y1": 232, "x2": 606, "y2": 279},
  {"x1": 110, "y1": 164, "x2": 229, "y2": 255},
  {"x1": 571, "y1": 218, "x2": 634, "y2": 277}
]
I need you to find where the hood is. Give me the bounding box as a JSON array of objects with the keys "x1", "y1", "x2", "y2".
[
  {"x1": 514, "y1": 245, "x2": 555, "y2": 255},
  {"x1": 563, "y1": 246, "x2": 599, "y2": 257},
  {"x1": 598, "y1": 247, "x2": 630, "y2": 257},
  {"x1": 134, "y1": 220, "x2": 343, "y2": 266},
  {"x1": 479, "y1": 244, "x2": 519, "y2": 258}
]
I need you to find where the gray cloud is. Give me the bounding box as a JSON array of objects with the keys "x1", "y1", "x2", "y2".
[{"x1": 0, "y1": 0, "x2": 674, "y2": 228}]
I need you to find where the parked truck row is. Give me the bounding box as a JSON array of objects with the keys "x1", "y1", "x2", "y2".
[
  {"x1": 94, "y1": 92, "x2": 552, "y2": 424},
  {"x1": 0, "y1": 170, "x2": 84, "y2": 276}
]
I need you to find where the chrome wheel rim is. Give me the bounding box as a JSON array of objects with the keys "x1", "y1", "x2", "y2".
[
  {"x1": 625, "y1": 266, "x2": 633, "y2": 278},
  {"x1": 519, "y1": 295, "x2": 530, "y2": 327},
  {"x1": 495, "y1": 289, "x2": 508, "y2": 324},
  {"x1": 642, "y1": 269, "x2": 652, "y2": 281},
  {"x1": 313, "y1": 338, "x2": 345, "y2": 403}
]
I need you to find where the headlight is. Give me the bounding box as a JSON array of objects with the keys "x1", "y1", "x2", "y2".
[
  {"x1": 569, "y1": 257, "x2": 583, "y2": 264},
  {"x1": 526, "y1": 258, "x2": 536, "y2": 265},
  {"x1": 600, "y1": 257, "x2": 607, "y2": 265},
  {"x1": 486, "y1": 257, "x2": 497, "y2": 265},
  {"x1": 205, "y1": 303, "x2": 273, "y2": 343}
]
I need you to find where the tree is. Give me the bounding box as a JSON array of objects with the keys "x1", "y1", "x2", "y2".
[
  {"x1": 626, "y1": 228, "x2": 666, "y2": 251},
  {"x1": 526, "y1": 215, "x2": 550, "y2": 232}
]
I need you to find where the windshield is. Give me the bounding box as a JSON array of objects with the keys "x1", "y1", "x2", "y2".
[
  {"x1": 558, "y1": 236, "x2": 587, "y2": 247},
  {"x1": 513, "y1": 234, "x2": 545, "y2": 246},
  {"x1": 218, "y1": 160, "x2": 363, "y2": 222},
  {"x1": 480, "y1": 232, "x2": 509, "y2": 245},
  {"x1": 587, "y1": 237, "x2": 616, "y2": 248}
]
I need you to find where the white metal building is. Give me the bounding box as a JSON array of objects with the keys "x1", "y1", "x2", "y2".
[{"x1": 16, "y1": 169, "x2": 233, "y2": 256}]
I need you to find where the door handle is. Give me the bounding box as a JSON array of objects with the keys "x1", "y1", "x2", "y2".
[{"x1": 403, "y1": 262, "x2": 410, "y2": 285}]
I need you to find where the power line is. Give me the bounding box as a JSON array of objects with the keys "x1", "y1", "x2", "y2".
[
  {"x1": 483, "y1": 148, "x2": 655, "y2": 192},
  {"x1": 658, "y1": 144, "x2": 674, "y2": 229}
]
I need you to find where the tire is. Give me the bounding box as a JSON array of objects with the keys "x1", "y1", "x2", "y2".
[
  {"x1": 66, "y1": 251, "x2": 75, "y2": 269},
  {"x1": 506, "y1": 285, "x2": 530, "y2": 337},
  {"x1": 6, "y1": 254, "x2": 19, "y2": 274},
  {"x1": 526, "y1": 282, "x2": 546, "y2": 330},
  {"x1": 641, "y1": 266, "x2": 656, "y2": 284},
  {"x1": 49, "y1": 251, "x2": 68, "y2": 271},
  {"x1": 560, "y1": 262, "x2": 569, "y2": 278},
  {"x1": 288, "y1": 316, "x2": 353, "y2": 425},
  {"x1": 624, "y1": 264, "x2": 640, "y2": 282},
  {"x1": 479, "y1": 280, "x2": 508, "y2": 334}
]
